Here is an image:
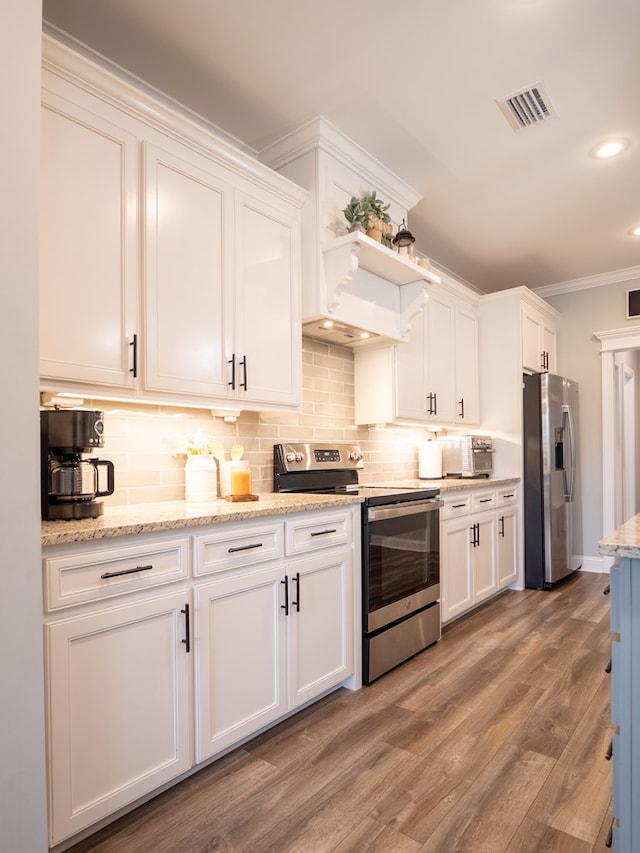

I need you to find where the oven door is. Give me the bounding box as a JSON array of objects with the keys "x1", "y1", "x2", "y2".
[{"x1": 364, "y1": 498, "x2": 442, "y2": 633}]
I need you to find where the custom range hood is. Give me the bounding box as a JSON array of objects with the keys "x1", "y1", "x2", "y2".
[{"x1": 260, "y1": 117, "x2": 440, "y2": 346}]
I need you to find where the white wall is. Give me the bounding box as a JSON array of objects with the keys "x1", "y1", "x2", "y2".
[
  {"x1": 546, "y1": 277, "x2": 640, "y2": 559},
  {"x1": 0, "y1": 2, "x2": 48, "y2": 851}
]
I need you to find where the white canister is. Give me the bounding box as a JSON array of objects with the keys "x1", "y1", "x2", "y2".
[
  {"x1": 418, "y1": 442, "x2": 442, "y2": 479},
  {"x1": 185, "y1": 454, "x2": 217, "y2": 501}
]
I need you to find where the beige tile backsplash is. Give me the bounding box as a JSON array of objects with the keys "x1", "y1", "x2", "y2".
[{"x1": 83, "y1": 339, "x2": 433, "y2": 507}]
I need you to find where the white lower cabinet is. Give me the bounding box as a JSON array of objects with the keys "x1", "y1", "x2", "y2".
[
  {"x1": 45, "y1": 588, "x2": 192, "y2": 846},
  {"x1": 43, "y1": 505, "x2": 359, "y2": 847},
  {"x1": 441, "y1": 486, "x2": 519, "y2": 624},
  {"x1": 497, "y1": 503, "x2": 518, "y2": 588},
  {"x1": 194, "y1": 563, "x2": 287, "y2": 762},
  {"x1": 194, "y1": 511, "x2": 355, "y2": 762},
  {"x1": 286, "y1": 548, "x2": 354, "y2": 709}
]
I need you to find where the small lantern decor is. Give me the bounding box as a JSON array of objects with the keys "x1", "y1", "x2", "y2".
[{"x1": 392, "y1": 219, "x2": 416, "y2": 258}]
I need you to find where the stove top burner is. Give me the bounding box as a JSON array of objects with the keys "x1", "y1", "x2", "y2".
[{"x1": 273, "y1": 443, "x2": 439, "y2": 505}]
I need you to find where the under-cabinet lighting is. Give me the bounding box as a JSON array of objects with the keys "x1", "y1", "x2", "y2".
[
  {"x1": 629, "y1": 225, "x2": 640, "y2": 237},
  {"x1": 40, "y1": 392, "x2": 85, "y2": 408}
]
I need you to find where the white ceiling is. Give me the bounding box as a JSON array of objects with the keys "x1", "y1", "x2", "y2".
[{"x1": 42, "y1": 0, "x2": 640, "y2": 293}]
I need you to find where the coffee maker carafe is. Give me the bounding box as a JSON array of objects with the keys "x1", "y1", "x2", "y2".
[{"x1": 41, "y1": 409, "x2": 115, "y2": 520}]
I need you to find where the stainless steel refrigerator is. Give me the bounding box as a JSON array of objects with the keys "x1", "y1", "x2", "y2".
[{"x1": 523, "y1": 372, "x2": 582, "y2": 588}]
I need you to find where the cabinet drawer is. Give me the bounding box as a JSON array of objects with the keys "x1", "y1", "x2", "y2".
[
  {"x1": 285, "y1": 511, "x2": 352, "y2": 556},
  {"x1": 195, "y1": 522, "x2": 283, "y2": 576},
  {"x1": 471, "y1": 490, "x2": 496, "y2": 512},
  {"x1": 496, "y1": 486, "x2": 518, "y2": 507},
  {"x1": 44, "y1": 537, "x2": 190, "y2": 611},
  {"x1": 441, "y1": 493, "x2": 472, "y2": 519}
]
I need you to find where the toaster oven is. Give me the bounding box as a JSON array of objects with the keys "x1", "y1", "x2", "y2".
[{"x1": 439, "y1": 435, "x2": 494, "y2": 478}]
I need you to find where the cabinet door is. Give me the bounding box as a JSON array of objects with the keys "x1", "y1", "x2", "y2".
[
  {"x1": 194, "y1": 565, "x2": 287, "y2": 762},
  {"x1": 441, "y1": 516, "x2": 474, "y2": 623},
  {"x1": 522, "y1": 307, "x2": 544, "y2": 372},
  {"x1": 46, "y1": 589, "x2": 191, "y2": 846},
  {"x1": 454, "y1": 302, "x2": 479, "y2": 424},
  {"x1": 425, "y1": 287, "x2": 456, "y2": 422},
  {"x1": 497, "y1": 506, "x2": 518, "y2": 588},
  {"x1": 473, "y1": 513, "x2": 498, "y2": 603},
  {"x1": 542, "y1": 322, "x2": 557, "y2": 373},
  {"x1": 287, "y1": 549, "x2": 354, "y2": 709},
  {"x1": 395, "y1": 311, "x2": 428, "y2": 421},
  {"x1": 233, "y1": 190, "x2": 301, "y2": 407},
  {"x1": 144, "y1": 141, "x2": 234, "y2": 398},
  {"x1": 40, "y1": 86, "x2": 138, "y2": 387}
]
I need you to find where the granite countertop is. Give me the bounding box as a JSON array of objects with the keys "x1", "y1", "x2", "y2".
[
  {"x1": 362, "y1": 476, "x2": 520, "y2": 492},
  {"x1": 41, "y1": 476, "x2": 520, "y2": 547},
  {"x1": 41, "y1": 493, "x2": 363, "y2": 547},
  {"x1": 599, "y1": 513, "x2": 640, "y2": 559}
]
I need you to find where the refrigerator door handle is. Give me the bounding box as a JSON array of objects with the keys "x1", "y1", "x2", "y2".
[{"x1": 562, "y1": 404, "x2": 576, "y2": 501}]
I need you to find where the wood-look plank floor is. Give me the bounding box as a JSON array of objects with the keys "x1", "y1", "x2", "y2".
[{"x1": 68, "y1": 571, "x2": 612, "y2": 853}]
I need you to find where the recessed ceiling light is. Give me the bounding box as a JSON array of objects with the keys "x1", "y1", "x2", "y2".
[
  {"x1": 592, "y1": 138, "x2": 630, "y2": 159},
  {"x1": 629, "y1": 225, "x2": 640, "y2": 237}
]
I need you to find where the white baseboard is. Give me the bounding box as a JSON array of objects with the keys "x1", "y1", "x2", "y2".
[{"x1": 579, "y1": 555, "x2": 609, "y2": 574}]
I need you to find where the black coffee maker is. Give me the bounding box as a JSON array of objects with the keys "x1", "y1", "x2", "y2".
[{"x1": 40, "y1": 409, "x2": 115, "y2": 520}]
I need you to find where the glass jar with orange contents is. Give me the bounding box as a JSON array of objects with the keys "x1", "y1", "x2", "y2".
[{"x1": 230, "y1": 461, "x2": 251, "y2": 496}]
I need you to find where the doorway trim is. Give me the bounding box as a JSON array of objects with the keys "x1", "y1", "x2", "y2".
[{"x1": 594, "y1": 325, "x2": 640, "y2": 569}]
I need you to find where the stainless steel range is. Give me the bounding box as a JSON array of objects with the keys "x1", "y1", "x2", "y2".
[{"x1": 273, "y1": 442, "x2": 442, "y2": 683}]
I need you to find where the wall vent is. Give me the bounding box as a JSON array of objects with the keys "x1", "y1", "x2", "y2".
[{"x1": 496, "y1": 82, "x2": 557, "y2": 132}]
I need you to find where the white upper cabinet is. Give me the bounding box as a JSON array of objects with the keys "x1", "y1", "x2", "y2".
[
  {"x1": 232, "y1": 189, "x2": 301, "y2": 408},
  {"x1": 354, "y1": 279, "x2": 480, "y2": 428},
  {"x1": 144, "y1": 141, "x2": 232, "y2": 398},
  {"x1": 396, "y1": 284, "x2": 456, "y2": 424},
  {"x1": 40, "y1": 83, "x2": 138, "y2": 389},
  {"x1": 39, "y1": 38, "x2": 305, "y2": 412},
  {"x1": 454, "y1": 300, "x2": 480, "y2": 424},
  {"x1": 522, "y1": 302, "x2": 557, "y2": 373}
]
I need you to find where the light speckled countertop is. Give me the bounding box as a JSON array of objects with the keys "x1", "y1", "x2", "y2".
[
  {"x1": 599, "y1": 513, "x2": 640, "y2": 559},
  {"x1": 41, "y1": 493, "x2": 363, "y2": 547},
  {"x1": 367, "y1": 477, "x2": 519, "y2": 493},
  {"x1": 41, "y1": 477, "x2": 520, "y2": 547}
]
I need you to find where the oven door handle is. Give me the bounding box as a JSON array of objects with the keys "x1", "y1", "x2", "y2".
[{"x1": 368, "y1": 498, "x2": 443, "y2": 521}]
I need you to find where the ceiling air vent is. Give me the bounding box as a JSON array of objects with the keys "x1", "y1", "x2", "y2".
[{"x1": 496, "y1": 82, "x2": 557, "y2": 132}]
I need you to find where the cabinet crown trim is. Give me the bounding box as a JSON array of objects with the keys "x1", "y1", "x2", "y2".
[{"x1": 42, "y1": 32, "x2": 307, "y2": 208}]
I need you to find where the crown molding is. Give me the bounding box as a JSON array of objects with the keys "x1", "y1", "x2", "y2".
[{"x1": 533, "y1": 265, "x2": 640, "y2": 298}]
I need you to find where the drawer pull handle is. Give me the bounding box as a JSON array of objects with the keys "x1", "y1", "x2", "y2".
[
  {"x1": 228, "y1": 542, "x2": 264, "y2": 553},
  {"x1": 291, "y1": 572, "x2": 301, "y2": 612},
  {"x1": 605, "y1": 658, "x2": 612, "y2": 674},
  {"x1": 603, "y1": 584, "x2": 610, "y2": 595},
  {"x1": 452, "y1": 503, "x2": 467, "y2": 509},
  {"x1": 310, "y1": 529, "x2": 337, "y2": 537},
  {"x1": 181, "y1": 603, "x2": 190, "y2": 653},
  {"x1": 503, "y1": 493, "x2": 515, "y2": 499},
  {"x1": 100, "y1": 564, "x2": 153, "y2": 580},
  {"x1": 479, "y1": 498, "x2": 492, "y2": 503},
  {"x1": 605, "y1": 737, "x2": 613, "y2": 760},
  {"x1": 605, "y1": 817, "x2": 614, "y2": 848}
]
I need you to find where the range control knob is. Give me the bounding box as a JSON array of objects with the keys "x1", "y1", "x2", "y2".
[
  {"x1": 285, "y1": 452, "x2": 298, "y2": 463},
  {"x1": 348, "y1": 450, "x2": 363, "y2": 463},
  {"x1": 295, "y1": 452, "x2": 304, "y2": 462}
]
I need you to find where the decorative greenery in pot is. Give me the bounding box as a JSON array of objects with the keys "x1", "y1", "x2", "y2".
[{"x1": 342, "y1": 191, "x2": 394, "y2": 243}]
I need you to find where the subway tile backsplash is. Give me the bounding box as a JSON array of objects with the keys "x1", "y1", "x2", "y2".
[{"x1": 83, "y1": 338, "x2": 432, "y2": 507}]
